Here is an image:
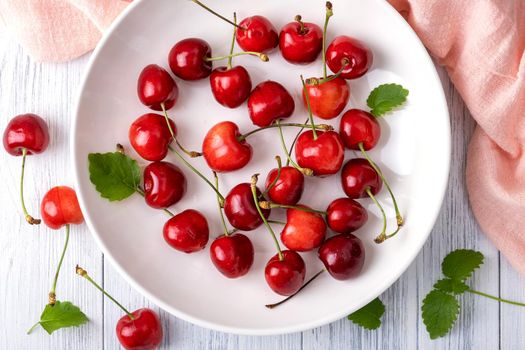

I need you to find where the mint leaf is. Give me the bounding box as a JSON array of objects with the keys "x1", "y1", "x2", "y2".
[
  {"x1": 367, "y1": 83, "x2": 409, "y2": 117},
  {"x1": 434, "y1": 278, "x2": 469, "y2": 295},
  {"x1": 442, "y1": 249, "x2": 484, "y2": 281},
  {"x1": 422, "y1": 290, "x2": 459, "y2": 339},
  {"x1": 88, "y1": 152, "x2": 141, "y2": 201},
  {"x1": 347, "y1": 298, "x2": 385, "y2": 330},
  {"x1": 36, "y1": 301, "x2": 88, "y2": 334}
]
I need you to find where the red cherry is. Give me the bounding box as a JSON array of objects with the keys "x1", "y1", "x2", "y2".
[
  {"x1": 236, "y1": 16, "x2": 278, "y2": 53},
  {"x1": 341, "y1": 158, "x2": 382, "y2": 198},
  {"x1": 3, "y1": 113, "x2": 49, "y2": 156},
  {"x1": 318, "y1": 233, "x2": 365, "y2": 280},
  {"x1": 202, "y1": 121, "x2": 252, "y2": 172},
  {"x1": 137, "y1": 64, "x2": 179, "y2": 111},
  {"x1": 302, "y1": 77, "x2": 349, "y2": 120},
  {"x1": 224, "y1": 183, "x2": 270, "y2": 231},
  {"x1": 129, "y1": 113, "x2": 176, "y2": 161},
  {"x1": 248, "y1": 81, "x2": 295, "y2": 127},
  {"x1": 143, "y1": 161, "x2": 186, "y2": 209},
  {"x1": 168, "y1": 38, "x2": 212, "y2": 81},
  {"x1": 41, "y1": 186, "x2": 84, "y2": 230},
  {"x1": 163, "y1": 209, "x2": 209, "y2": 253},
  {"x1": 326, "y1": 35, "x2": 373, "y2": 80},
  {"x1": 265, "y1": 166, "x2": 304, "y2": 205},
  {"x1": 210, "y1": 66, "x2": 252, "y2": 108},
  {"x1": 264, "y1": 250, "x2": 306, "y2": 296},
  {"x1": 279, "y1": 16, "x2": 322, "y2": 64},
  {"x1": 339, "y1": 109, "x2": 381, "y2": 150},
  {"x1": 326, "y1": 198, "x2": 368, "y2": 234},
  {"x1": 295, "y1": 130, "x2": 344, "y2": 176},
  {"x1": 280, "y1": 206, "x2": 327, "y2": 251},
  {"x1": 210, "y1": 233, "x2": 254, "y2": 278},
  {"x1": 116, "y1": 308, "x2": 163, "y2": 350}
]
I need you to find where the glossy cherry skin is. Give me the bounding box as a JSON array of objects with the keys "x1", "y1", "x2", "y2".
[
  {"x1": 40, "y1": 186, "x2": 84, "y2": 230},
  {"x1": 143, "y1": 161, "x2": 186, "y2": 209},
  {"x1": 339, "y1": 109, "x2": 381, "y2": 150},
  {"x1": 3, "y1": 114, "x2": 49, "y2": 156},
  {"x1": 326, "y1": 198, "x2": 368, "y2": 234},
  {"x1": 236, "y1": 16, "x2": 279, "y2": 53},
  {"x1": 129, "y1": 113, "x2": 176, "y2": 161},
  {"x1": 280, "y1": 205, "x2": 327, "y2": 251},
  {"x1": 248, "y1": 81, "x2": 295, "y2": 127},
  {"x1": 341, "y1": 158, "x2": 382, "y2": 198},
  {"x1": 202, "y1": 121, "x2": 252, "y2": 172},
  {"x1": 210, "y1": 233, "x2": 254, "y2": 278},
  {"x1": 279, "y1": 20, "x2": 322, "y2": 64},
  {"x1": 318, "y1": 233, "x2": 365, "y2": 280},
  {"x1": 295, "y1": 130, "x2": 344, "y2": 176},
  {"x1": 303, "y1": 76, "x2": 350, "y2": 119},
  {"x1": 265, "y1": 250, "x2": 306, "y2": 296},
  {"x1": 137, "y1": 64, "x2": 178, "y2": 111},
  {"x1": 224, "y1": 183, "x2": 270, "y2": 231},
  {"x1": 210, "y1": 66, "x2": 252, "y2": 108},
  {"x1": 116, "y1": 308, "x2": 163, "y2": 350},
  {"x1": 265, "y1": 166, "x2": 304, "y2": 205},
  {"x1": 326, "y1": 35, "x2": 373, "y2": 80},
  {"x1": 168, "y1": 38, "x2": 212, "y2": 80},
  {"x1": 163, "y1": 209, "x2": 209, "y2": 253}
]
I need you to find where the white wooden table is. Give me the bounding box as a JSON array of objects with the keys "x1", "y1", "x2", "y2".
[{"x1": 1, "y1": 33, "x2": 524, "y2": 350}]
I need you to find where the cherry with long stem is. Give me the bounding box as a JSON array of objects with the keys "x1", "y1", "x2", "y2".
[
  {"x1": 190, "y1": 0, "x2": 247, "y2": 30},
  {"x1": 259, "y1": 201, "x2": 327, "y2": 216},
  {"x1": 238, "y1": 122, "x2": 332, "y2": 141},
  {"x1": 266, "y1": 269, "x2": 325, "y2": 309},
  {"x1": 322, "y1": 2, "x2": 333, "y2": 79},
  {"x1": 47, "y1": 224, "x2": 71, "y2": 305},
  {"x1": 20, "y1": 148, "x2": 40, "y2": 225},
  {"x1": 276, "y1": 120, "x2": 313, "y2": 176},
  {"x1": 300, "y1": 75, "x2": 318, "y2": 140}
]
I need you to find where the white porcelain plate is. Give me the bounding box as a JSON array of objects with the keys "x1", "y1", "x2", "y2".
[{"x1": 72, "y1": 0, "x2": 450, "y2": 335}]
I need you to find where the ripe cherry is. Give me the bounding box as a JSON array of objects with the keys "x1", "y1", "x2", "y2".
[
  {"x1": 210, "y1": 233, "x2": 254, "y2": 278},
  {"x1": 326, "y1": 36, "x2": 373, "y2": 80},
  {"x1": 280, "y1": 205, "x2": 327, "y2": 251},
  {"x1": 326, "y1": 198, "x2": 368, "y2": 233},
  {"x1": 129, "y1": 113, "x2": 176, "y2": 161},
  {"x1": 265, "y1": 250, "x2": 306, "y2": 296},
  {"x1": 236, "y1": 16, "x2": 279, "y2": 53},
  {"x1": 341, "y1": 158, "x2": 382, "y2": 199},
  {"x1": 163, "y1": 209, "x2": 209, "y2": 253},
  {"x1": 41, "y1": 186, "x2": 84, "y2": 230},
  {"x1": 339, "y1": 109, "x2": 380, "y2": 150},
  {"x1": 318, "y1": 233, "x2": 365, "y2": 280},
  {"x1": 202, "y1": 121, "x2": 252, "y2": 172},
  {"x1": 279, "y1": 15, "x2": 322, "y2": 64},
  {"x1": 224, "y1": 183, "x2": 270, "y2": 231},
  {"x1": 168, "y1": 38, "x2": 212, "y2": 80},
  {"x1": 265, "y1": 166, "x2": 304, "y2": 205},
  {"x1": 302, "y1": 77, "x2": 349, "y2": 119},
  {"x1": 248, "y1": 81, "x2": 295, "y2": 127},
  {"x1": 295, "y1": 130, "x2": 344, "y2": 176},
  {"x1": 210, "y1": 66, "x2": 252, "y2": 108},
  {"x1": 143, "y1": 161, "x2": 186, "y2": 209},
  {"x1": 137, "y1": 64, "x2": 178, "y2": 111}
]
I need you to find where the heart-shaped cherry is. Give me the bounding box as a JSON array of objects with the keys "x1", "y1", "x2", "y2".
[
  {"x1": 41, "y1": 186, "x2": 84, "y2": 230},
  {"x1": 279, "y1": 15, "x2": 322, "y2": 64},
  {"x1": 163, "y1": 209, "x2": 209, "y2": 253},
  {"x1": 210, "y1": 233, "x2": 254, "y2": 278},
  {"x1": 210, "y1": 65, "x2": 252, "y2": 108},
  {"x1": 295, "y1": 130, "x2": 344, "y2": 176},
  {"x1": 168, "y1": 38, "x2": 212, "y2": 81},
  {"x1": 202, "y1": 121, "x2": 253, "y2": 172},
  {"x1": 341, "y1": 158, "x2": 382, "y2": 199},
  {"x1": 224, "y1": 183, "x2": 270, "y2": 231},
  {"x1": 236, "y1": 16, "x2": 279, "y2": 53},
  {"x1": 265, "y1": 166, "x2": 304, "y2": 205},
  {"x1": 326, "y1": 35, "x2": 373, "y2": 80},
  {"x1": 302, "y1": 77, "x2": 349, "y2": 120},
  {"x1": 280, "y1": 205, "x2": 327, "y2": 251},
  {"x1": 143, "y1": 161, "x2": 186, "y2": 209},
  {"x1": 339, "y1": 109, "x2": 381, "y2": 150},
  {"x1": 318, "y1": 233, "x2": 365, "y2": 280},
  {"x1": 265, "y1": 250, "x2": 306, "y2": 296},
  {"x1": 326, "y1": 198, "x2": 368, "y2": 233},
  {"x1": 248, "y1": 81, "x2": 295, "y2": 127},
  {"x1": 129, "y1": 113, "x2": 176, "y2": 161},
  {"x1": 137, "y1": 64, "x2": 179, "y2": 111}
]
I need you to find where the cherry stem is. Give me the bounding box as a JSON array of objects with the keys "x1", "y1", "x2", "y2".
[
  {"x1": 134, "y1": 187, "x2": 175, "y2": 217},
  {"x1": 251, "y1": 174, "x2": 283, "y2": 261},
  {"x1": 466, "y1": 289, "x2": 525, "y2": 307},
  {"x1": 259, "y1": 201, "x2": 327, "y2": 216},
  {"x1": 227, "y1": 13, "x2": 237, "y2": 69},
  {"x1": 295, "y1": 15, "x2": 306, "y2": 34},
  {"x1": 263, "y1": 156, "x2": 282, "y2": 196},
  {"x1": 205, "y1": 51, "x2": 269, "y2": 63},
  {"x1": 48, "y1": 224, "x2": 70, "y2": 305},
  {"x1": 367, "y1": 187, "x2": 388, "y2": 244},
  {"x1": 267, "y1": 220, "x2": 286, "y2": 225},
  {"x1": 239, "y1": 122, "x2": 331, "y2": 141},
  {"x1": 161, "y1": 103, "x2": 202, "y2": 158},
  {"x1": 266, "y1": 269, "x2": 325, "y2": 309},
  {"x1": 307, "y1": 58, "x2": 350, "y2": 85},
  {"x1": 286, "y1": 118, "x2": 309, "y2": 166},
  {"x1": 76, "y1": 265, "x2": 135, "y2": 320},
  {"x1": 19, "y1": 148, "x2": 40, "y2": 225},
  {"x1": 190, "y1": 0, "x2": 247, "y2": 30},
  {"x1": 300, "y1": 75, "x2": 318, "y2": 140},
  {"x1": 214, "y1": 172, "x2": 229, "y2": 236},
  {"x1": 322, "y1": 1, "x2": 333, "y2": 79},
  {"x1": 276, "y1": 120, "x2": 313, "y2": 176}
]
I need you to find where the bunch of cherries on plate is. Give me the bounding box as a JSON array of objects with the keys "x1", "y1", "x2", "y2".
[{"x1": 126, "y1": 0, "x2": 402, "y2": 304}]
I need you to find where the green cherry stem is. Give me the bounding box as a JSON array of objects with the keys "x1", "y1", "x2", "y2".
[
  {"x1": 259, "y1": 201, "x2": 327, "y2": 216},
  {"x1": 266, "y1": 269, "x2": 325, "y2": 309},
  {"x1": 214, "y1": 172, "x2": 230, "y2": 236},
  {"x1": 300, "y1": 75, "x2": 318, "y2": 140},
  {"x1": 190, "y1": 0, "x2": 247, "y2": 30},
  {"x1": 238, "y1": 122, "x2": 332, "y2": 141},
  {"x1": 48, "y1": 224, "x2": 71, "y2": 305},
  {"x1": 267, "y1": 220, "x2": 286, "y2": 225},
  {"x1": 227, "y1": 13, "x2": 237, "y2": 69},
  {"x1": 276, "y1": 120, "x2": 313, "y2": 176},
  {"x1": 367, "y1": 187, "x2": 388, "y2": 244},
  {"x1": 307, "y1": 58, "x2": 350, "y2": 85},
  {"x1": 205, "y1": 51, "x2": 269, "y2": 63},
  {"x1": 251, "y1": 174, "x2": 283, "y2": 261},
  {"x1": 161, "y1": 103, "x2": 202, "y2": 158},
  {"x1": 466, "y1": 289, "x2": 525, "y2": 307},
  {"x1": 322, "y1": 1, "x2": 334, "y2": 79},
  {"x1": 20, "y1": 148, "x2": 40, "y2": 225},
  {"x1": 76, "y1": 265, "x2": 135, "y2": 320},
  {"x1": 263, "y1": 156, "x2": 282, "y2": 196},
  {"x1": 286, "y1": 118, "x2": 309, "y2": 166}
]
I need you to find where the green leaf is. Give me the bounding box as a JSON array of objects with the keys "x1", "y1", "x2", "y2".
[
  {"x1": 422, "y1": 290, "x2": 459, "y2": 339},
  {"x1": 88, "y1": 152, "x2": 141, "y2": 201},
  {"x1": 434, "y1": 278, "x2": 469, "y2": 295},
  {"x1": 38, "y1": 301, "x2": 88, "y2": 334},
  {"x1": 367, "y1": 83, "x2": 409, "y2": 117},
  {"x1": 347, "y1": 298, "x2": 385, "y2": 330},
  {"x1": 441, "y1": 249, "x2": 484, "y2": 281}
]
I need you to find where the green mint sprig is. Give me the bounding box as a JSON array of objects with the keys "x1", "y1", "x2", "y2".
[{"x1": 367, "y1": 83, "x2": 409, "y2": 117}]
